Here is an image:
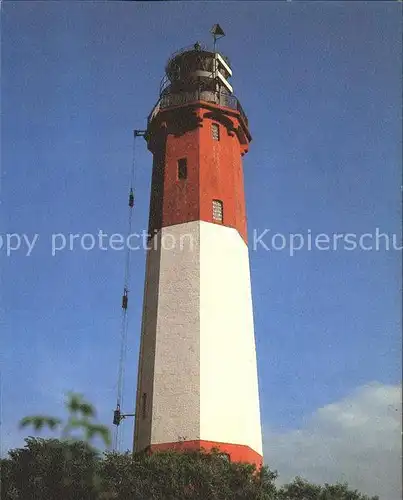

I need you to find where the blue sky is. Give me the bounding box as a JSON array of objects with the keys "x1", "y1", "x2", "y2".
[{"x1": 1, "y1": 1, "x2": 401, "y2": 495}]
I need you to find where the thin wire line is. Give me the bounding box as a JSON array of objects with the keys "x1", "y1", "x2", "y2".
[{"x1": 114, "y1": 133, "x2": 138, "y2": 452}]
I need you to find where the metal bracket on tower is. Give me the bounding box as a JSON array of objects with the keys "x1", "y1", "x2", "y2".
[{"x1": 113, "y1": 404, "x2": 135, "y2": 426}]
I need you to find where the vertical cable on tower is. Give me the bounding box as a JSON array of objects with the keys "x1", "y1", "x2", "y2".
[{"x1": 112, "y1": 129, "x2": 146, "y2": 452}]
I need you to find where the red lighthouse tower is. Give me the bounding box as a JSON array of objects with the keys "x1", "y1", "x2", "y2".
[{"x1": 133, "y1": 28, "x2": 263, "y2": 467}]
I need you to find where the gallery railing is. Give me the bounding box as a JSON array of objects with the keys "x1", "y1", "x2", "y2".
[{"x1": 147, "y1": 89, "x2": 248, "y2": 128}]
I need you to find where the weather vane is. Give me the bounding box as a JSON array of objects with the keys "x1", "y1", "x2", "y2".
[{"x1": 210, "y1": 23, "x2": 225, "y2": 52}]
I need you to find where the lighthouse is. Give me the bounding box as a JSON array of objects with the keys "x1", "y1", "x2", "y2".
[{"x1": 133, "y1": 27, "x2": 263, "y2": 467}]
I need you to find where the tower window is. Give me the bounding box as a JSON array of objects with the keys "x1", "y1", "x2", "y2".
[
  {"x1": 212, "y1": 199, "x2": 223, "y2": 223},
  {"x1": 212, "y1": 123, "x2": 220, "y2": 141},
  {"x1": 178, "y1": 158, "x2": 187, "y2": 180},
  {"x1": 142, "y1": 393, "x2": 147, "y2": 419}
]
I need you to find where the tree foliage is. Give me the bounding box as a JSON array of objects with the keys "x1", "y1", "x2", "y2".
[
  {"x1": 0, "y1": 393, "x2": 380, "y2": 500},
  {"x1": 277, "y1": 477, "x2": 379, "y2": 500},
  {"x1": 100, "y1": 448, "x2": 278, "y2": 500},
  {"x1": 0, "y1": 439, "x2": 380, "y2": 500},
  {"x1": 1, "y1": 438, "x2": 278, "y2": 500},
  {"x1": 2, "y1": 437, "x2": 100, "y2": 500}
]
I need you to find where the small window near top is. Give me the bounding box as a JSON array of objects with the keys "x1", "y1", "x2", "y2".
[
  {"x1": 142, "y1": 393, "x2": 147, "y2": 419},
  {"x1": 212, "y1": 199, "x2": 223, "y2": 223},
  {"x1": 212, "y1": 123, "x2": 220, "y2": 141},
  {"x1": 178, "y1": 158, "x2": 187, "y2": 180}
]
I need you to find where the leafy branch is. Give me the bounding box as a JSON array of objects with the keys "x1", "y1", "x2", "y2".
[{"x1": 19, "y1": 392, "x2": 111, "y2": 447}]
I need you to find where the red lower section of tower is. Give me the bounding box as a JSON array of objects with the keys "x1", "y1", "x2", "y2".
[{"x1": 148, "y1": 440, "x2": 263, "y2": 468}]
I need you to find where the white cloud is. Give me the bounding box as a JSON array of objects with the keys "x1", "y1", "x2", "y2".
[{"x1": 264, "y1": 382, "x2": 402, "y2": 500}]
